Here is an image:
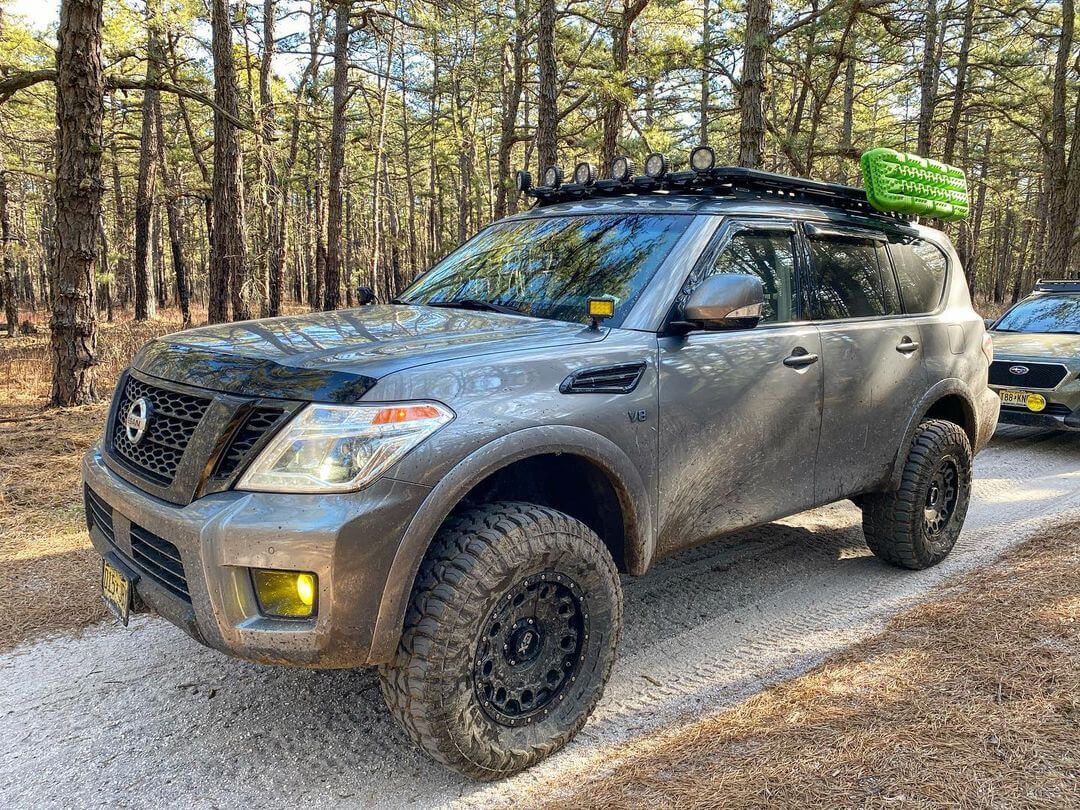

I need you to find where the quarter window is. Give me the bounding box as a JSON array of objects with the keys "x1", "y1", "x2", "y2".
[
  {"x1": 807, "y1": 235, "x2": 892, "y2": 319},
  {"x1": 892, "y1": 238, "x2": 948, "y2": 314},
  {"x1": 685, "y1": 229, "x2": 798, "y2": 323}
]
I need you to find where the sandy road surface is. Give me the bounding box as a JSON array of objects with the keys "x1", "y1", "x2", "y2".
[{"x1": 2, "y1": 426, "x2": 1079, "y2": 809}]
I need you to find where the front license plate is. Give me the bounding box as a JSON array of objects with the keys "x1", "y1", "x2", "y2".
[
  {"x1": 999, "y1": 389, "x2": 1046, "y2": 411},
  {"x1": 101, "y1": 558, "x2": 131, "y2": 626}
]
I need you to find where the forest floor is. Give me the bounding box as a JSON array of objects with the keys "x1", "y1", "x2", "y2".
[{"x1": 0, "y1": 308, "x2": 190, "y2": 650}]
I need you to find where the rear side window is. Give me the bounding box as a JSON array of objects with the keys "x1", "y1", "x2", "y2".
[
  {"x1": 807, "y1": 235, "x2": 893, "y2": 319},
  {"x1": 891, "y1": 238, "x2": 948, "y2": 313}
]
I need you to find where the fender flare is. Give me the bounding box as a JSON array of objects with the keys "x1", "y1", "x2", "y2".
[
  {"x1": 887, "y1": 378, "x2": 978, "y2": 490},
  {"x1": 366, "y1": 425, "x2": 655, "y2": 664}
]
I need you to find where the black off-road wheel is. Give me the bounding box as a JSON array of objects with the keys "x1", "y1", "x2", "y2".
[
  {"x1": 378, "y1": 501, "x2": 622, "y2": 780},
  {"x1": 861, "y1": 419, "x2": 973, "y2": 570}
]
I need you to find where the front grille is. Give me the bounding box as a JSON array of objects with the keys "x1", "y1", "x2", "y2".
[
  {"x1": 1002, "y1": 402, "x2": 1072, "y2": 417},
  {"x1": 989, "y1": 361, "x2": 1069, "y2": 389},
  {"x1": 111, "y1": 376, "x2": 212, "y2": 485},
  {"x1": 212, "y1": 406, "x2": 287, "y2": 479},
  {"x1": 130, "y1": 523, "x2": 191, "y2": 602},
  {"x1": 560, "y1": 362, "x2": 647, "y2": 394},
  {"x1": 84, "y1": 486, "x2": 115, "y2": 543}
]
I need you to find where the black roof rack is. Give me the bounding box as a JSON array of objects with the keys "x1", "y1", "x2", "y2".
[
  {"x1": 1033, "y1": 279, "x2": 1080, "y2": 293},
  {"x1": 524, "y1": 166, "x2": 911, "y2": 222}
]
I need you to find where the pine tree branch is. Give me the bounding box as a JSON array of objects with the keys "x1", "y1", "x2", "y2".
[{"x1": 0, "y1": 69, "x2": 256, "y2": 131}]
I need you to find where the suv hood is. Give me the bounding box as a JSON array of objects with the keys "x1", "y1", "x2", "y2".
[
  {"x1": 133, "y1": 305, "x2": 605, "y2": 402},
  {"x1": 990, "y1": 331, "x2": 1080, "y2": 361}
]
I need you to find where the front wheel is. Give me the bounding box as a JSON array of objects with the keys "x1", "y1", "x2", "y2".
[
  {"x1": 378, "y1": 501, "x2": 622, "y2": 780},
  {"x1": 861, "y1": 419, "x2": 973, "y2": 570}
]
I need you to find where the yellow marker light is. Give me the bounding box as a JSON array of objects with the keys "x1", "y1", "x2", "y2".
[
  {"x1": 252, "y1": 569, "x2": 318, "y2": 618},
  {"x1": 1026, "y1": 393, "x2": 1047, "y2": 413},
  {"x1": 587, "y1": 298, "x2": 615, "y2": 319}
]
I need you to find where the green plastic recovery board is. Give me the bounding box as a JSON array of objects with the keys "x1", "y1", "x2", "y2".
[{"x1": 860, "y1": 148, "x2": 969, "y2": 221}]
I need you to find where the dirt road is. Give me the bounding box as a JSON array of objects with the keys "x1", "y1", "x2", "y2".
[{"x1": 3, "y1": 426, "x2": 1078, "y2": 809}]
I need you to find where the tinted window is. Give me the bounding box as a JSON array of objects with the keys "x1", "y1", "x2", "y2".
[
  {"x1": 399, "y1": 214, "x2": 692, "y2": 326},
  {"x1": 684, "y1": 229, "x2": 798, "y2": 323},
  {"x1": 808, "y1": 235, "x2": 890, "y2": 319},
  {"x1": 995, "y1": 295, "x2": 1080, "y2": 334},
  {"x1": 893, "y1": 238, "x2": 947, "y2": 313}
]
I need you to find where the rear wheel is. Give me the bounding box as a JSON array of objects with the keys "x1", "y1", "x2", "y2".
[
  {"x1": 861, "y1": 419, "x2": 973, "y2": 569},
  {"x1": 378, "y1": 501, "x2": 622, "y2": 780}
]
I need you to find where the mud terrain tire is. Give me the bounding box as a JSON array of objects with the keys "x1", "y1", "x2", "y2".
[
  {"x1": 862, "y1": 419, "x2": 973, "y2": 570},
  {"x1": 378, "y1": 501, "x2": 622, "y2": 780}
]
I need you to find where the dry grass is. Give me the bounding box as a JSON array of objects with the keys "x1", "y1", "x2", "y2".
[
  {"x1": 0, "y1": 308, "x2": 191, "y2": 650},
  {"x1": 537, "y1": 524, "x2": 1080, "y2": 809}
]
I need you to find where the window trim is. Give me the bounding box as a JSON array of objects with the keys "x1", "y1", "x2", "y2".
[{"x1": 801, "y1": 222, "x2": 899, "y2": 322}]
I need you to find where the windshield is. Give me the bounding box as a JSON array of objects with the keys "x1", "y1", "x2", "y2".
[
  {"x1": 994, "y1": 294, "x2": 1080, "y2": 334},
  {"x1": 398, "y1": 213, "x2": 693, "y2": 326}
]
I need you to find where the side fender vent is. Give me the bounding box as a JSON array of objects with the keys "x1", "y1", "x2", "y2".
[{"x1": 560, "y1": 362, "x2": 647, "y2": 394}]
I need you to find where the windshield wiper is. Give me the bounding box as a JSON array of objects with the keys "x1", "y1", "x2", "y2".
[{"x1": 426, "y1": 298, "x2": 524, "y2": 315}]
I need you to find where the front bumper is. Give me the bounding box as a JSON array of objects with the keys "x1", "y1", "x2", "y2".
[
  {"x1": 997, "y1": 405, "x2": 1080, "y2": 431},
  {"x1": 82, "y1": 446, "x2": 430, "y2": 668}
]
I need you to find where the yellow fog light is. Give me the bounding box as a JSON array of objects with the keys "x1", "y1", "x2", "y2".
[
  {"x1": 1026, "y1": 393, "x2": 1047, "y2": 413},
  {"x1": 296, "y1": 573, "x2": 315, "y2": 607},
  {"x1": 252, "y1": 569, "x2": 318, "y2": 618}
]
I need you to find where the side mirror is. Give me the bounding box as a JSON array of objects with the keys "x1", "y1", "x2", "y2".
[
  {"x1": 983, "y1": 317, "x2": 995, "y2": 330},
  {"x1": 357, "y1": 287, "x2": 376, "y2": 305},
  {"x1": 681, "y1": 274, "x2": 765, "y2": 330}
]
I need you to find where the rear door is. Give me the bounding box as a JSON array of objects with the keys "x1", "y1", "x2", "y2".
[
  {"x1": 657, "y1": 219, "x2": 824, "y2": 555},
  {"x1": 803, "y1": 223, "x2": 928, "y2": 500}
]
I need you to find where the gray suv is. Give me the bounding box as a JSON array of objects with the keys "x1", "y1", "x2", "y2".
[{"x1": 83, "y1": 164, "x2": 999, "y2": 779}]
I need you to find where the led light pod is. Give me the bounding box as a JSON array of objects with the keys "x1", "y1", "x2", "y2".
[
  {"x1": 643, "y1": 152, "x2": 668, "y2": 179},
  {"x1": 690, "y1": 145, "x2": 716, "y2": 173},
  {"x1": 610, "y1": 155, "x2": 634, "y2": 182},
  {"x1": 573, "y1": 162, "x2": 597, "y2": 186}
]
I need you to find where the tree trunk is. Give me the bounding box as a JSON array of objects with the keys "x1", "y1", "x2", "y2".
[
  {"x1": 602, "y1": 0, "x2": 648, "y2": 169},
  {"x1": 399, "y1": 37, "x2": 420, "y2": 268},
  {"x1": 1046, "y1": 0, "x2": 1080, "y2": 278},
  {"x1": 494, "y1": 0, "x2": 525, "y2": 220},
  {"x1": 0, "y1": 171, "x2": 16, "y2": 338},
  {"x1": 154, "y1": 96, "x2": 191, "y2": 327},
  {"x1": 209, "y1": 0, "x2": 251, "y2": 322},
  {"x1": 700, "y1": 0, "x2": 710, "y2": 145},
  {"x1": 261, "y1": 0, "x2": 284, "y2": 316},
  {"x1": 108, "y1": 100, "x2": 132, "y2": 310},
  {"x1": 738, "y1": 0, "x2": 771, "y2": 168},
  {"x1": 133, "y1": 17, "x2": 161, "y2": 321},
  {"x1": 968, "y1": 127, "x2": 991, "y2": 295},
  {"x1": 536, "y1": 0, "x2": 557, "y2": 173},
  {"x1": 941, "y1": 0, "x2": 974, "y2": 166},
  {"x1": 50, "y1": 0, "x2": 103, "y2": 406},
  {"x1": 915, "y1": 0, "x2": 940, "y2": 156},
  {"x1": 313, "y1": 127, "x2": 326, "y2": 308},
  {"x1": 324, "y1": 0, "x2": 350, "y2": 312}
]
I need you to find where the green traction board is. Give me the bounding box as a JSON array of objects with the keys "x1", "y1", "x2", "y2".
[{"x1": 860, "y1": 148, "x2": 969, "y2": 221}]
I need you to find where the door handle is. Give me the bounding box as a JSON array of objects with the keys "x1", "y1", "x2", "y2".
[
  {"x1": 783, "y1": 349, "x2": 820, "y2": 369},
  {"x1": 896, "y1": 337, "x2": 920, "y2": 354}
]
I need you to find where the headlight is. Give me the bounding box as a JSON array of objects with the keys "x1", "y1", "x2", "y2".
[{"x1": 236, "y1": 402, "x2": 454, "y2": 493}]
